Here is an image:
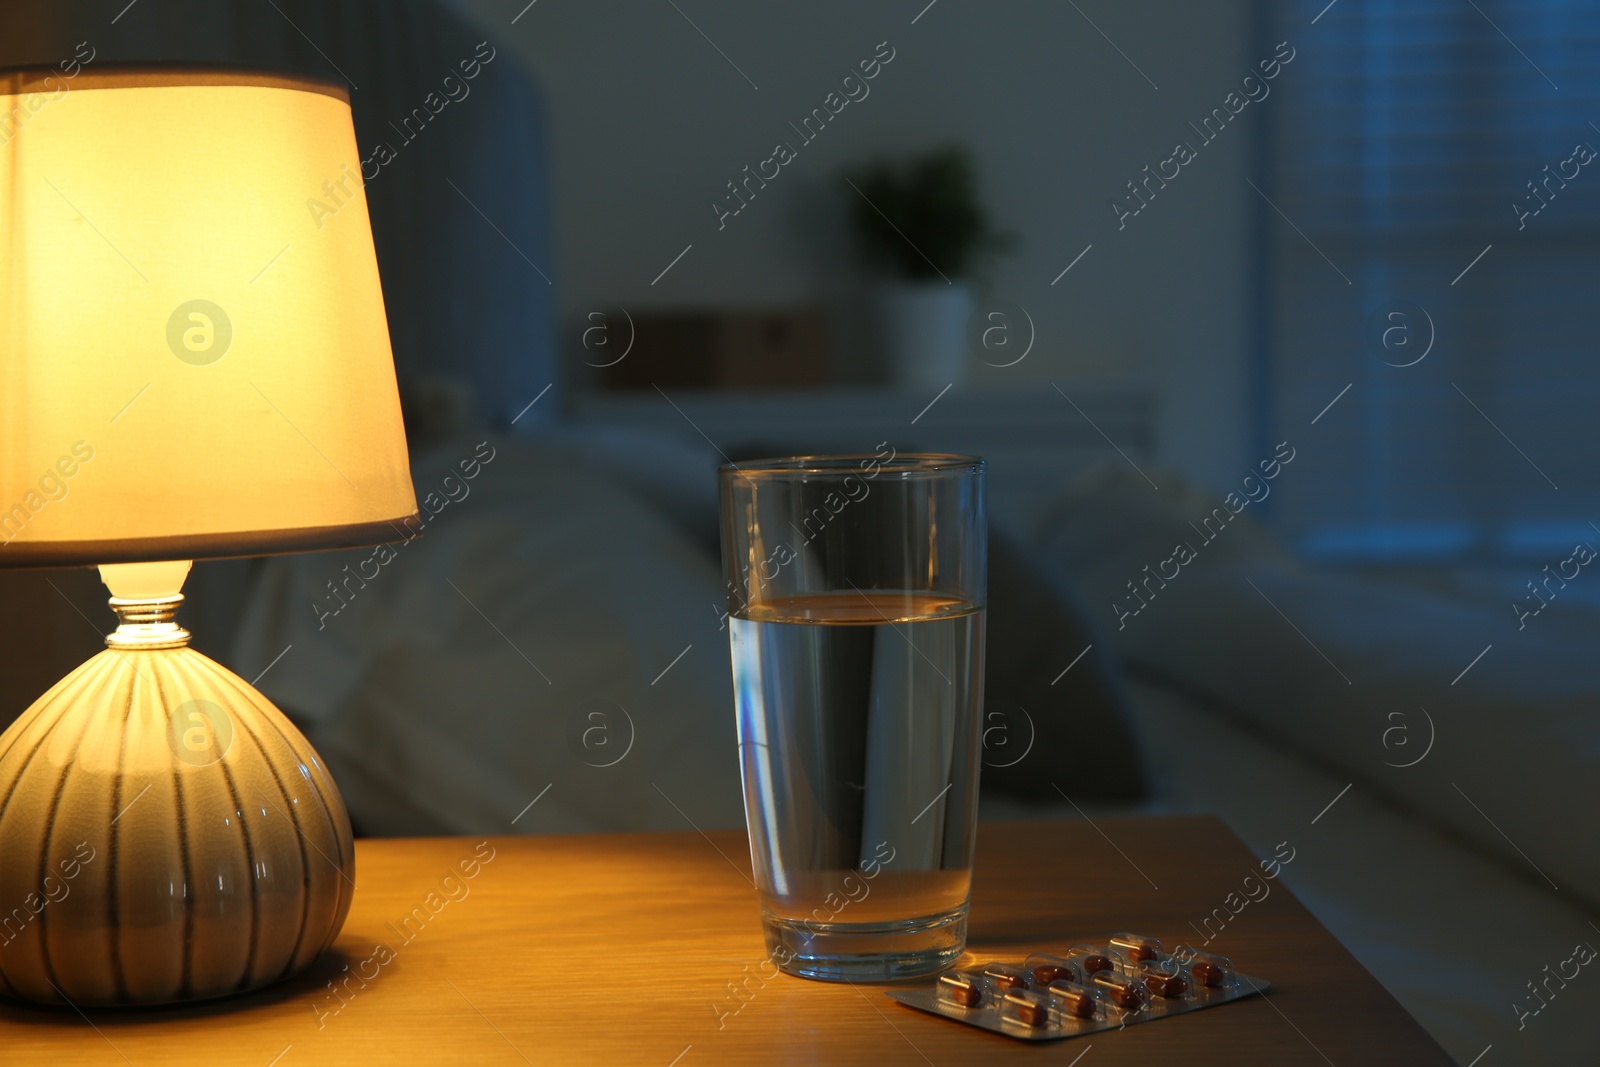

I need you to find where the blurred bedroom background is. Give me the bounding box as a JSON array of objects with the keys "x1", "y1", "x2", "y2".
[{"x1": 3, "y1": 0, "x2": 1597, "y2": 1061}]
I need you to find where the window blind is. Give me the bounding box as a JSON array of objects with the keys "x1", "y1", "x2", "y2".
[{"x1": 1265, "y1": 0, "x2": 1600, "y2": 561}]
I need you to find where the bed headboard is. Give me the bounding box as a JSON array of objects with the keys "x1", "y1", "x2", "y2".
[
  {"x1": 2, "y1": 0, "x2": 558, "y2": 428},
  {"x1": 569, "y1": 384, "x2": 1160, "y2": 536}
]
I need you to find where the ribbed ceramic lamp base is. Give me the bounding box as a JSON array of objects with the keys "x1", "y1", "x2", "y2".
[{"x1": 0, "y1": 643, "x2": 354, "y2": 1007}]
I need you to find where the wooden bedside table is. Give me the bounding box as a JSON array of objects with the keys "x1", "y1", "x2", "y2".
[{"x1": 0, "y1": 816, "x2": 1450, "y2": 1065}]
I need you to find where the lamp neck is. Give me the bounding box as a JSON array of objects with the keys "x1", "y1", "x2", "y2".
[
  {"x1": 106, "y1": 595, "x2": 190, "y2": 650},
  {"x1": 99, "y1": 560, "x2": 194, "y2": 650}
]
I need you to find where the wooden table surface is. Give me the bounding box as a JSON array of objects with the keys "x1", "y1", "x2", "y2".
[{"x1": 0, "y1": 816, "x2": 1450, "y2": 1065}]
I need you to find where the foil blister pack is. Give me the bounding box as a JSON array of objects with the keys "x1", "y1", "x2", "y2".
[{"x1": 885, "y1": 933, "x2": 1268, "y2": 1042}]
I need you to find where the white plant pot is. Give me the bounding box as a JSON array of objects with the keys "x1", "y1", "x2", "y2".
[{"x1": 871, "y1": 280, "x2": 973, "y2": 390}]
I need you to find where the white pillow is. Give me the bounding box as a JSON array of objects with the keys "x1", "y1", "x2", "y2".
[
  {"x1": 1033, "y1": 464, "x2": 1600, "y2": 908},
  {"x1": 231, "y1": 434, "x2": 746, "y2": 836}
]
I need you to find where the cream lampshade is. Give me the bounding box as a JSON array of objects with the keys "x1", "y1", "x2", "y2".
[{"x1": 0, "y1": 67, "x2": 417, "y2": 1006}]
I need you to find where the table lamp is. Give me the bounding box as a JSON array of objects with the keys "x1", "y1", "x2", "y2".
[{"x1": 0, "y1": 67, "x2": 417, "y2": 1007}]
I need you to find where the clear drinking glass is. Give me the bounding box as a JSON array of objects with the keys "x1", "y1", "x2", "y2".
[{"x1": 719, "y1": 451, "x2": 986, "y2": 981}]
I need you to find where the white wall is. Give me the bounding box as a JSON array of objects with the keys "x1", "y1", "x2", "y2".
[{"x1": 453, "y1": 0, "x2": 1261, "y2": 492}]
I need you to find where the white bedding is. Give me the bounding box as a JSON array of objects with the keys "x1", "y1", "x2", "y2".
[
  {"x1": 1030, "y1": 465, "x2": 1600, "y2": 913},
  {"x1": 231, "y1": 432, "x2": 748, "y2": 836}
]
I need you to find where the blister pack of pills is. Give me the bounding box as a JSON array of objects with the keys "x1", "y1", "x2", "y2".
[{"x1": 885, "y1": 933, "x2": 1268, "y2": 1041}]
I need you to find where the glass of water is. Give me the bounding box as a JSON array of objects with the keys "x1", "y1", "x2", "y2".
[{"x1": 719, "y1": 451, "x2": 986, "y2": 981}]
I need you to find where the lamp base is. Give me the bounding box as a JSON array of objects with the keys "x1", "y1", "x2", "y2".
[{"x1": 0, "y1": 561, "x2": 353, "y2": 1007}]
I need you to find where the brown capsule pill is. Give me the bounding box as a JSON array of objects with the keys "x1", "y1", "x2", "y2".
[
  {"x1": 1004, "y1": 989, "x2": 1050, "y2": 1027},
  {"x1": 1046, "y1": 981, "x2": 1097, "y2": 1019},
  {"x1": 1191, "y1": 961, "x2": 1225, "y2": 988},
  {"x1": 1144, "y1": 972, "x2": 1189, "y2": 998},
  {"x1": 1110, "y1": 933, "x2": 1163, "y2": 963},
  {"x1": 938, "y1": 971, "x2": 982, "y2": 1008},
  {"x1": 1078, "y1": 954, "x2": 1113, "y2": 976},
  {"x1": 983, "y1": 963, "x2": 1027, "y2": 992},
  {"x1": 1032, "y1": 963, "x2": 1079, "y2": 987},
  {"x1": 1092, "y1": 972, "x2": 1145, "y2": 1010}
]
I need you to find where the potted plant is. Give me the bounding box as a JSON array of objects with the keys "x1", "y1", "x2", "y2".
[{"x1": 846, "y1": 146, "x2": 1012, "y2": 388}]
